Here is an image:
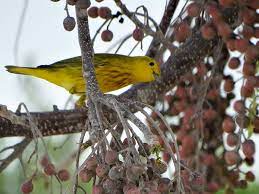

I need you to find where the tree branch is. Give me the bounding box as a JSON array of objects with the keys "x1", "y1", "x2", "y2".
[
  {"x1": 0, "y1": 6, "x2": 239, "y2": 138},
  {"x1": 146, "y1": 0, "x2": 179, "y2": 58}
]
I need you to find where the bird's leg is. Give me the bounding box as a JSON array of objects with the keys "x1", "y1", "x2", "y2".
[{"x1": 75, "y1": 94, "x2": 86, "y2": 107}]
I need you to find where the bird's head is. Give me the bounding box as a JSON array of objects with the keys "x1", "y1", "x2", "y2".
[{"x1": 133, "y1": 56, "x2": 161, "y2": 83}]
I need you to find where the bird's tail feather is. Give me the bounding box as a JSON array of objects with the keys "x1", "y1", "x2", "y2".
[{"x1": 5, "y1": 66, "x2": 37, "y2": 76}]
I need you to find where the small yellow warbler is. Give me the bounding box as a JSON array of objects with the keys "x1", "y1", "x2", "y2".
[{"x1": 5, "y1": 53, "x2": 160, "y2": 104}]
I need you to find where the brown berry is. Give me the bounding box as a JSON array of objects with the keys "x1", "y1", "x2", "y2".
[
  {"x1": 63, "y1": 16, "x2": 76, "y2": 31},
  {"x1": 175, "y1": 22, "x2": 191, "y2": 42},
  {"x1": 237, "y1": 180, "x2": 248, "y2": 189},
  {"x1": 132, "y1": 28, "x2": 144, "y2": 41},
  {"x1": 206, "y1": 3, "x2": 221, "y2": 22},
  {"x1": 243, "y1": 62, "x2": 255, "y2": 77},
  {"x1": 234, "y1": 39, "x2": 249, "y2": 53},
  {"x1": 245, "y1": 171, "x2": 255, "y2": 182},
  {"x1": 255, "y1": 28, "x2": 259, "y2": 38},
  {"x1": 254, "y1": 117, "x2": 259, "y2": 133},
  {"x1": 124, "y1": 187, "x2": 141, "y2": 194},
  {"x1": 242, "y1": 140, "x2": 255, "y2": 159},
  {"x1": 207, "y1": 182, "x2": 220, "y2": 192},
  {"x1": 158, "y1": 178, "x2": 170, "y2": 193},
  {"x1": 98, "y1": 7, "x2": 112, "y2": 19},
  {"x1": 79, "y1": 169, "x2": 93, "y2": 182},
  {"x1": 85, "y1": 156, "x2": 97, "y2": 170},
  {"x1": 222, "y1": 117, "x2": 235, "y2": 133},
  {"x1": 87, "y1": 6, "x2": 99, "y2": 18},
  {"x1": 228, "y1": 57, "x2": 240, "y2": 69},
  {"x1": 226, "y1": 133, "x2": 239, "y2": 147},
  {"x1": 201, "y1": 24, "x2": 216, "y2": 40},
  {"x1": 226, "y1": 39, "x2": 236, "y2": 51},
  {"x1": 247, "y1": 0, "x2": 259, "y2": 9},
  {"x1": 96, "y1": 164, "x2": 109, "y2": 178},
  {"x1": 216, "y1": 22, "x2": 232, "y2": 38},
  {"x1": 103, "y1": 178, "x2": 117, "y2": 193},
  {"x1": 224, "y1": 151, "x2": 241, "y2": 165},
  {"x1": 20, "y1": 179, "x2": 33, "y2": 194},
  {"x1": 241, "y1": 85, "x2": 254, "y2": 98},
  {"x1": 245, "y1": 46, "x2": 259, "y2": 62},
  {"x1": 242, "y1": 8, "x2": 256, "y2": 25},
  {"x1": 101, "y1": 30, "x2": 113, "y2": 42},
  {"x1": 40, "y1": 154, "x2": 50, "y2": 167},
  {"x1": 92, "y1": 185, "x2": 104, "y2": 194},
  {"x1": 242, "y1": 25, "x2": 254, "y2": 39},
  {"x1": 201, "y1": 154, "x2": 216, "y2": 166},
  {"x1": 245, "y1": 76, "x2": 257, "y2": 88},
  {"x1": 105, "y1": 150, "x2": 118, "y2": 164},
  {"x1": 57, "y1": 169, "x2": 70, "y2": 181},
  {"x1": 187, "y1": 3, "x2": 201, "y2": 17},
  {"x1": 223, "y1": 78, "x2": 234, "y2": 93},
  {"x1": 44, "y1": 163, "x2": 56, "y2": 176},
  {"x1": 233, "y1": 100, "x2": 245, "y2": 114}
]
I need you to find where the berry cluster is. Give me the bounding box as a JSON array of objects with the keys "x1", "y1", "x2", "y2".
[
  {"x1": 63, "y1": 0, "x2": 145, "y2": 43},
  {"x1": 150, "y1": 1, "x2": 258, "y2": 193},
  {"x1": 76, "y1": 143, "x2": 174, "y2": 194}
]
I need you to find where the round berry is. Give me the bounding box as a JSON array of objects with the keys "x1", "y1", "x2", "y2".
[
  {"x1": 40, "y1": 155, "x2": 50, "y2": 167},
  {"x1": 187, "y1": 3, "x2": 201, "y2": 17},
  {"x1": 226, "y1": 133, "x2": 239, "y2": 147},
  {"x1": 223, "y1": 78, "x2": 234, "y2": 93},
  {"x1": 87, "y1": 6, "x2": 99, "y2": 18},
  {"x1": 79, "y1": 169, "x2": 93, "y2": 183},
  {"x1": 245, "y1": 171, "x2": 255, "y2": 182},
  {"x1": 63, "y1": 16, "x2": 76, "y2": 31},
  {"x1": 85, "y1": 156, "x2": 97, "y2": 170},
  {"x1": 57, "y1": 169, "x2": 70, "y2": 181},
  {"x1": 235, "y1": 39, "x2": 249, "y2": 53},
  {"x1": 175, "y1": 22, "x2": 191, "y2": 42},
  {"x1": 233, "y1": 100, "x2": 245, "y2": 114},
  {"x1": 98, "y1": 7, "x2": 112, "y2": 19},
  {"x1": 224, "y1": 151, "x2": 241, "y2": 165},
  {"x1": 101, "y1": 30, "x2": 113, "y2": 42},
  {"x1": 20, "y1": 179, "x2": 33, "y2": 194},
  {"x1": 96, "y1": 164, "x2": 109, "y2": 178},
  {"x1": 216, "y1": 22, "x2": 232, "y2": 38},
  {"x1": 201, "y1": 24, "x2": 216, "y2": 40},
  {"x1": 44, "y1": 163, "x2": 56, "y2": 176},
  {"x1": 92, "y1": 185, "x2": 104, "y2": 194},
  {"x1": 132, "y1": 28, "x2": 144, "y2": 41},
  {"x1": 105, "y1": 150, "x2": 118, "y2": 164},
  {"x1": 242, "y1": 25, "x2": 254, "y2": 39},
  {"x1": 228, "y1": 57, "x2": 240, "y2": 69},
  {"x1": 222, "y1": 117, "x2": 235, "y2": 133},
  {"x1": 242, "y1": 140, "x2": 255, "y2": 159}
]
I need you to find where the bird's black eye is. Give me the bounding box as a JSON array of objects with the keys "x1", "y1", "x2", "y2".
[{"x1": 149, "y1": 62, "x2": 155, "y2": 66}]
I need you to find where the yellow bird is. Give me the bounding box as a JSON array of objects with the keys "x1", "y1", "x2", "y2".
[{"x1": 5, "y1": 53, "x2": 160, "y2": 105}]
